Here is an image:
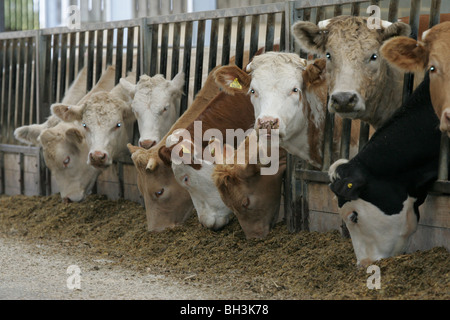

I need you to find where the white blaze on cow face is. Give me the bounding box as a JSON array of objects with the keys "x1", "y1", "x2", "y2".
[
  {"x1": 129, "y1": 72, "x2": 185, "y2": 149},
  {"x1": 339, "y1": 197, "x2": 418, "y2": 267},
  {"x1": 39, "y1": 122, "x2": 101, "y2": 202},
  {"x1": 246, "y1": 52, "x2": 309, "y2": 158}
]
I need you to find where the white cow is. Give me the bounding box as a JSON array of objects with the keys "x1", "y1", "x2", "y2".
[
  {"x1": 51, "y1": 72, "x2": 137, "y2": 169},
  {"x1": 13, "y1": 65, "x2": 118, "y2": 202},
  {"x1": 119, "y1": 72, "x2": 185, "y2": 149}
]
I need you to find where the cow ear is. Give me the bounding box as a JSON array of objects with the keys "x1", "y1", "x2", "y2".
[
  {"x1": 303, "y1": 58, "x2": 327, "y2": 88},
  {"x1": 51, "y1": 103, "x2": 83, "y2": 122},
  {"x1": 291, "y1": 21, "x2": 328, "y2": 55},
  {"x1": 382, "y1": 22, "x2": 411, "y2": 41},
  {"x1": 127, "y1": 143, "x2": 142, "y2": 155},
  {"x1": 170, "y1": 71, "x2": 185, "y2": 92},
  {"x1": 39, "y1": 129, "x2": 58, "y2": 147},
  {"x1": 158, "y1": 146, "x2": 173, "y2": 166},
  {"x1": 65, "y1": 127, "x2": 84, "y2": 145},
  {"x1": 380, "y1": 36, "x2": 428, "y2": 72},
  {"x1": 214, "y1": 65, "x2": 251, "y2": 95},
  {"x1": 14, "y1": 124, "x2": 45, "y2": 146},
  {"x1": 119, "y1": 78, "x2": 136, "y2": 97}
]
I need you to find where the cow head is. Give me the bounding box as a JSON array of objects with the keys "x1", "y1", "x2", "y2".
[
  {"x1": 165, "y1": 137, "x2": 234, "y2": 230},
  {"x1": 39, "y1": 122, "x2": 101, "y2": 203},
  {"x1": 128, "y1": 143, "x2": 194, "y2": 231},
  {"x1": 213, "y1": 133, "x2": 287, "y2": 239},
  {"x1": 123, "y1": 72, "x2": 185, "y2": 149},
  {"x1": 52, "y1": 79, "x2": 136, "y2": 169},
  {"x1": 292, "y1": 16, "x2": 411, "y2": 129},
  {"x1": 381, "y1": 21, "x2": 450, "y2": 136}
]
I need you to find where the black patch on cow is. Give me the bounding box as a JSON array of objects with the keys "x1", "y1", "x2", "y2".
[{"x1": 330, "y1": 72, "x2": 441, "y2": 218}]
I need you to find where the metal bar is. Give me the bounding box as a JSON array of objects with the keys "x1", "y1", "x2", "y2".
[
  {"x1": 106, "y1": 28, "x2": 114, "y2": 67},
  {"x1": 19, "y1": 153, "x2": 24, "y2": 195},
  {"x1": 115, "y1": 28, "x2": 124, "y2": 85},
  {"x1": 68, "y1": 32, "x2": 77, "y2": 85},
  {"x1": 193, "y1": 19, "x2": 205, "y2": 97},
  {"x1": 95, "y1": 29, "x2": 104, "y2": 84},
  {"x1": 160, "y1": 23, "x2": 169, "y2": 76},
  {"x1": 438, "y1": 134, "x2": 449, "y2": 181},
  {"x1": 235, "y1": 16, "x2": 246, "y2": 69},
  {"x1": 388, "y1": 0, "x2": 400, "y2": 22},
  {"x1": 0, "y1": 40, "x2": 4, "y2": 138},
  {"x1": 50, "y1": 34, "x2": 60, "y2": 104},
  {"x1": 17, "y1": 38, "x2": 25, "y2": 128},
  {"x1": 7, "y1": 39, "x2": 18, "y2": 142},
  {"x1": 208, "y1": 19, "x2": 219, "y2": 73},
  {"x1": 0, "y1": 143, "x2": 40, "y2": 155},
  {"x1": 351, "y1": 2, "x2": 361, "y2": 16},
  {"x1": 148, "y1": 24, "x2": 158, "y2": 77},
  {"x1": 1, "y1": 41, "x2": 11, "y2": 142},
  {"x1": 59, "y1": 33, "x2": 68, "y2": 100},
  {"x1": 78, "y1": 32, "x2": 86, "y2": 72},
  {"x1": 322, "y1": 110, "x2": 335, "y2": 172},
  {"x1": 429, "y1": 0, "x2": 441, "y2": 28},
  {"x1": 126, "y1": 27, "x2": 135, "y2": 74},
  {"x1": 171, "y1": 22, "x2": 181, "y2": 78},
  {"x1": 339, "y1": 118, "x2": 352, "y2": 159},
  {"x1": 24, "y1": 37, "x2": 33, "y2": 126},
  {"x1": 86, "y1": 30, "x2": 95, "y2": 91},
  {"x1": 280, "y1": 11, "x2": 286, "y2": 52},
  {"x1": 249, "y1": 15, "x2": 260, "y2": 62},
  {"x1": 180, "y1": 20, "x2": 193, "y2": 115},
  {"x1": 221, "y1": 17, "x2": 232, "y2": 66},
  {"x1": 265, "y1": 13, "x2": 275, "y2": 52},
  {"x1": 358, "y1": 121, "x2": 370, "y2": 152}
]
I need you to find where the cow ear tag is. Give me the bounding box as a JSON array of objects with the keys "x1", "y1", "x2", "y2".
[
  {"x1": 182, "y1": 145, "x2": 191, "y2": 154},
  {"x1": 347, "y1": 183, "x2": 353, "y2": 189},
  {"x1": 230, "y1": 78, "x2": 242, "y2": 89}
]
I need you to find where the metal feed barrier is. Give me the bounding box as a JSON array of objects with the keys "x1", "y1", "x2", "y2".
[{"x1": 0, "y1": 1, "x2": 449, "y2": 249}]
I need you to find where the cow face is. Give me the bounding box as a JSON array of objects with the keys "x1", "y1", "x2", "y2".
[
  {"x1": 52, "y1": 88, "x2": 135, "y2": 169},
  {"x1": 339, "y1": 197, "x2": 418, "y2": 268},
  {"x1": 39, "y1": 122, "x2": 101, "y2": 202},
  {"x1": 169, "y1": 139, "x2": 233, "y2": 230},
  {"x1": 128, "y1": 144, "x2": 194, "y2": 231},
  {"x1": 292, "y1": 16, "x2": 411, "y2": 129},
  {"x1": 214, "y1": 53, "x2": 312, "y2": 158},
  {"x1": 125, "y1": 72, "x2": 185, "y2": 149},
  {"x1": 381, "y1": 21, "x2": 450, "y2": 136}
]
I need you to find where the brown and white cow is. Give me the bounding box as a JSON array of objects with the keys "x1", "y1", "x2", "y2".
[
  {"x1": 380, "y1": 21, "x2": 450, "y2": 137},
  {"x1": 292, "y1": 15, "x2": 411, "y2": 130},
  {"x1": 120, "y1": 72, "x2": 185, "y2": 149},
  {"x1": 51, "y1": 72, "x2": 137, "y2": 169},
  {"x1": 127, "y1": 66, "x2": 224, "y2": 232},
  {"x1": 158, "y1": 74, "x2": 255, "y2": 230},
  {"x1": 13, "y1": 65, "x2": 117, "y2": 202}
]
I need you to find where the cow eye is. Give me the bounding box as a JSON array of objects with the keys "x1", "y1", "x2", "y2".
[
  {"x1": 155, "y1": 188, "x2": 164, "y2": 198},
  {"x1": 250, "y1": 88, "x2": 255, "y2": 94},
  {"x1": 183, "y1": 175, "x2": 189, "y2": 183},
  {"x1": 326, "y1": 52, "x2": 331, "y2": 60},
  {"x1": 163, "y1": 106, "x2": 169, "y2": 112},
  {"x1": 63, "y1": 156, "x2": 70, "y2": 167},
  {"x1": 430, "y1": 66, "x2": 436, "y2": 73},
  {"x1": 370, "y1": 53, "x2": 378, "y2": 61},
  {"x1": 82, "y1": 123, "x2": 87, "y2": 130},
  {"x1": 349, "y1": 211, "x2": 358, "y2": 224},
  {"x1": 242, "y1": 197, "x2": 250, "y2": 209},
  {"x1": 292, "y1": 88, "x2": 299, "y2": 93},
  {"x1": 116, "y1": 122, "x2": 122, "y2": 129}
]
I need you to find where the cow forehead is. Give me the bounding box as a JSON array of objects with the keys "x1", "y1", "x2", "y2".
[
  {"x1": 251, "y1": 67, "x2": 303, "y2": 90},
  {"x1": 83, "y1": 102, "x2": 123, "y2": 122}
]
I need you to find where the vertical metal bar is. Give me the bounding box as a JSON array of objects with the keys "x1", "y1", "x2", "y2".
[
  {"x1": 37, "y1": 32, "x2": 50, "y2": 124},
  {"x1": 171, "y1": 22, "x2": 181, "y2": 78},
  {"x1": 7, "y1": 39, "x2": 18, "y2": 142},
  {"x1": 126, "y1": 27, "x2": 135, "y2": 74},
  {"x1": 208, "y1": 19, "x2": 219, "y2": 73},
  {"x1": 19, "y1": 153, "x2": 24, "y2": 195},
  {"x1": 221, "y1": 17, "x2": 232, "y2": 66},
  {"x1": 24, "y1": 37, "x2": 33, "y2": 126},
  {"x1": 160, "y1": 23, "x2": 169, "y2": 77},
  {"x1": 106, "y1": 28, "x2": 114, "y2": 67},
  {"x1": 334, "y1": 4, "x2": 343, "y2": 16},
  {"x1": 50, "y1": 34, "x2": 60, "y2": 104},
  {"x1": 180, "y1": 20, "x2": 192, "y2": 115},
  {"x1": 388, "y1": 0, "x2": 400, "y2": 22},
  {"x1": 139, "y1": 18, "x2": 149, "y2": 76},
  {"x1": 1, "y1": 40, "x2": 11, "y2": 141},
  {"x1": 68, "y1": 32, "x2": 77, "y2": 85},
  {"x1": 193, "y1": 19, "x2": 205, "y2": 97},
  {"x1": 17, "y1": 38, "x2": 25, "y2": 128},
  {"x1": 59, "y1": 33, "x2": 68, "y2": 100},
  {"x1": 115, "y1": 28, "x2": 124, "y2": 85},
  {"x1": 279, "y1": 11, "x2": 286, "y2": 52},
  {"x1": 0, "y1": 40, "x2": 4, "y2": 136},
  {"x1": 358, "y1": 122, "x2": 371, "y2": 152},
  {"x1": 351, "y1": 2, "x2": 361, "y2": 16},
  {"x1": 438, "y1": 134, "x2": 449, "y2": 180},
  {"x1": 429, "y1": 0, "x2": 441, "y2": 28},
  {"x1": 249, "y1": 15, "x2": 260, "y2": 62},
  {"x1": 235, "y1": 16, "x2": 245, "y2": 69},
  {"x1": 265, "y1": 13, "x2": 275, "y2": 52},
  {"x1": 78, "y1": 31, "x2": 86, "y2": 72},
  {"x1": 95, "y1": 29, "x2": 104, "y2": 83},
  {"x1": 315, "y1": 7, "x2": 326, "y2": 24},
  {"x1": 86, "y1": 30, "x2": 95, "y2": 91},
  {"x1": 322, "y1": 110, "x2": 335, "y2": 172},
  {"x1": 339, "y1": 118, "x2": 352, "y2": 159},
  {"x1": 149, "y1": 24, "x2": 159, "y2": 77}
]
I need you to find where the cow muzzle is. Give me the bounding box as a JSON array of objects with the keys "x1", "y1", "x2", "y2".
[
  {"x1": 256, "y1": 117, "x2": 280, "y2": 136},
  {"x1": 329, "y1": 92, "x2": 360, "y2": 113},
  {"x1": 139, "y1": 139, "x2": 157, "y2": 149},
  {"x1": 89, "y1": 151, "x2": 109, "y2": 168}
]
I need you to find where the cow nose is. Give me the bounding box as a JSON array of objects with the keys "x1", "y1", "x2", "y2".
[
  {"x1": 256, "y1": 117, "x2": 280, "y2": 134},
  {"x1": 139, "y1": 139, "x2": 156, "y2": 149},
  {"x1": 330, "y1": 92, "x2": 359, "y2": 112},
  {"x1": 90, "y1": 151, "x2": 107, "y2": 163}
]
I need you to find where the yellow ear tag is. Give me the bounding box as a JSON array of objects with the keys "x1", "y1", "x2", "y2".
[
  {"x1": 230, "y1": 78, "x2": 242, "y2": 89},
  {"x1": 210, "y1": 148, "x2": 215, "y2": 157},
  {"x1": 182, "y1": 145, "x2": 191, "y2": 154},
  {"x1": 347, "y1": 183, "x2": 353, "y2": 189}
]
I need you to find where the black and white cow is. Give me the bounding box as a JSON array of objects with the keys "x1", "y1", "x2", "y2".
[{"x1": 328, "y1": 71, "x2": 442, "y2": 267}]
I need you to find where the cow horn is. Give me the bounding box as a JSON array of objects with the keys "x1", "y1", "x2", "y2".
[
  {"x1": 422, "y1": 29, "x2": 431, "y2": 40},
  {"x1": 246, "y1": 61, "x2": 253, "y2": 72},
  {"x1": 146, "y1": 158, "x2": 158, "y2": 172},
  {"x1": 380, "y1": 20, "x2": 393, "y2": 28}
]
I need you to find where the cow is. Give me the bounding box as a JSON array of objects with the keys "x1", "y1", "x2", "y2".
[
  {"x1": 157, "y1": 72, "x2": 255, "y2": 230},
  {"x1": 127, "y1": 66, "x2": 224, "y2": 232},
  {"x1": 291, "y1": 16, "x2": 411, "y2": 130},
  {"x1": 380, "y1": 21, "x2": 450, "y2": 137},
  {"x1": 13, "y1": 65, "x2": 118, "y2": 202},
  {"x1": 328, "y1": 71, "x2": 441, "y2": 267},
  {"x1": 51, "y1": 72, "x2": 137, "y2": 169},
  {"x1": 119, "y1": 72, "x2": 185, "y2": 149}
]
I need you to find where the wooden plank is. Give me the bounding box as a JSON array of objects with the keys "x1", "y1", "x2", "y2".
[
  {"x1": 420, "y1": 194, "x2": 450, "y2": 229},
  {"x1": 4, "y1": 153, "x2": 20, "y2": 171},
  {"x1": 307, "y1": 182, "x2": 339, "y2": 213},
  {"x1": 308, "y1": 210, "x2": 341, "y2": 233},
  {"x1": 408, "y1": 225, "x2": 450, "y2": 252}
]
